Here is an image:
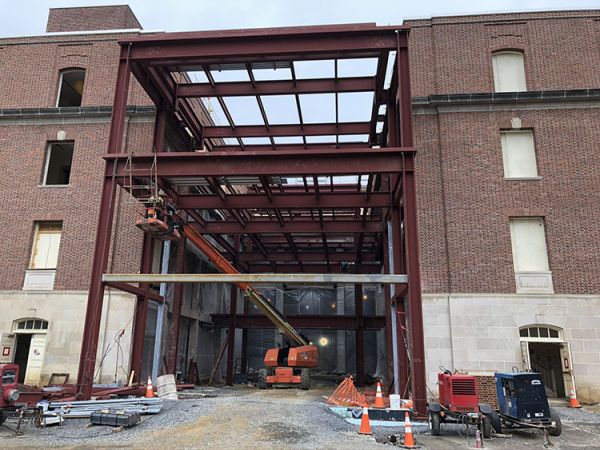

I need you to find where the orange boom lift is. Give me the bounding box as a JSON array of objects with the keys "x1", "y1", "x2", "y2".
[{"x1": 136, "y1": 209, "x2": 318, "y2": 389}]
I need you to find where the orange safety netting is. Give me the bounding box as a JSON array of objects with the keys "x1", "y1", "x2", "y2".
[{"x1": 326, "y1": 376, "x2": 367, "y2": 407}]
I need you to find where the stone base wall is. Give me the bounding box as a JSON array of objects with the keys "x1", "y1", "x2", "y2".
[
  {"x1": 423, "y1": 294, "x2": 600, "y2": 403},
  {"x1": 0, "y1": 290, "x2": 135, "y2": 386}
]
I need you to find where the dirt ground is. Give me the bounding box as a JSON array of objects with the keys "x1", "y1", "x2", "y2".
[{"x1": 1, "y1": 385, "x2": 599, "y2": 449}]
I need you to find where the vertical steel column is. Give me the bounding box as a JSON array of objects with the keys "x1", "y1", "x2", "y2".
[
  {"x1": 153, "y1": 108, "x2": 167, "y2": 152},
  {"x1": 382, "y1": 228, "x2": 395, "y2": 392},
  {"x1": 355, "y1": 283, "x2": 365, "y2": 386},
  {"x1": 398, "y1": 37, "x2": 427, "y2": 417},
  {"x1": 130, "y1": 234, "x2": 154, "y2": 382},
  {"x1": 391, "y1": 202, "x2": 409, "y2": 395},
  {"x1": 76, "y1": 52, "x2": 131, "y2": 399},
  {"x1": 152, "y1": 240, "x2": 170, "y2": 382},
  {"x1": 167, "y1": 236, "x2": 186, "y2": 374},
  {"x1": 240, "y1": 297, "x2": 249, "y2": 374},
  {"x1": 226, "y1": 236, "x2": 240, "y2": 385}
]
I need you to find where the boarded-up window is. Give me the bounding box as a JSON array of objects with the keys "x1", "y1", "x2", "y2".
[
  {"x1": 510, "y1": 218, "x2": 549, "y2": 272},
  {"x1": 30, "y1": 223, "x2": 62, "y2": 269},
  {"x1": 492, "y1": 52, "x2": 526, "y2": 92},
  {"x1": 501, "y1": 131, "x2": 538, "y2": 178}
]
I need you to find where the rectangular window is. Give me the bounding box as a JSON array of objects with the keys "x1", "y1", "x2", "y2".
[
  {"x1": 510, "y1": 218, "x2": 553, "y2": 294},
  {"x1": 492, "y1": 52, "x2": 527, "y2": 92},
  {"x1": 43, "y1": 142, "x2": 74, "y2": 185},
  {"x1": 30, "y1": 223, "x2": 62, "y2": 269},
  {"x1": 57, "y1": 69, "x2": 85, "y2": 107},
  {"x1": 500, "y1": 131, "x2": 538, "y2": 179}
]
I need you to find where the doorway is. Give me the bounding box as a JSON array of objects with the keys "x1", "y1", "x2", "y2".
[
  {"x1": 519, "y1": 325, "x2": 574, "y2": 399},
  {"x1": 529, "y1": 342, "x2": 565, "y2": 398},
  {"x1": 14, "y1": 334, "x2": 32, "y2": 383}
]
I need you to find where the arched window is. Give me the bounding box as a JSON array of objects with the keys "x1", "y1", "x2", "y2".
[
  {"x1": 13, "y1": 318, "x2": 49, "y2": 333},
  {"x1": 491, "y1": 51, "x2": 526, "y2": 92},
  {"x1": 56, "y1": 68, "x2": 86, "y2": 107},
  {"x1": 519, "y1": 325, "x2": 561, "y2": 341}
]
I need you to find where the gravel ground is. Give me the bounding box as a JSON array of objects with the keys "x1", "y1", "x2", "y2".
[{"x1": 1, "y1": 386, "x2": 599, "y2": 449}]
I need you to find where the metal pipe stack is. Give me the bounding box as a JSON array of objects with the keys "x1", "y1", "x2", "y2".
[{"x1": 37, "y1": 397, "x2": 163, "y2": 418}]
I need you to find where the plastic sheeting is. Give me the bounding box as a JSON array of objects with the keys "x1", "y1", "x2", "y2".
[{"x1": 243, "y1": 284, "x2": 387, "y2": 380}]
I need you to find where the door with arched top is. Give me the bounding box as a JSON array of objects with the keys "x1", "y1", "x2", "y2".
[
  {"x1": 12, "y1": 319, "x2": 48, "y2": 386},
  {"x1": 519, "y1": 325, "x2": 574, "y2": 399}
]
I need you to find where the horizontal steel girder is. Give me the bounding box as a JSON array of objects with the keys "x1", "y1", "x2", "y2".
[
  {"x1": 105, "y1": 148, "x2": 415, "y2": 178},
  {"x1": 233, "y1": 252, "x2": 379, "y2": 263},
  {"x1": 122, "y1": 25, "x2": 406, "y2": 63},
  {"x1": 194, "y1": 220, "x2": 381, "y2": 234},
  {"x1": 177, "y1": 192, "x2": 390, "y2": 210},
  {"x1": 202, "y1": 122, "x2": 370, "y2": 138},
  {"x1": 102, "y1": 273, "x2": 408, "y2": 284},
  {"x1": 211, "y1": 314, "x2": 386, "y2": 330},
  {"x1": 243, "y1": 263, "x2": 382, "y2": 273},
  {"x1": 177, "y1": 76, "x2": 376, "y2": 97}
]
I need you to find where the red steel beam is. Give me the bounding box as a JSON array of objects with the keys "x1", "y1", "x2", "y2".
[
  {"x1": 211, "y1": 142, "x2": 365, "y2": 152},
  {"x1": 166, "y1": 236, "x2": 186, "y2": 374},
  {"x1": 211, "y1": 314, "x2": 386, "y2": 330},
  {"x1": 177, "y1": 192, "x2": 390, "y2": 210},
  {"x1": 105, "y1": 148, "x2": 415, "y2": 178},
  {"x1": 234, "y1": 252, "x2": 379, "y2": 263},
  {"x1": 121, "y1": 25, "x2": 406, "y2": 63},
  {"x1": 355, "y1": 283, "x2": 365, "y2": 386},
  {"x1": 76, "y1": 176, "x2": 118, "y2": 399},
  {"x1": 244, "y1": 263, "x2": 381, "y2": 274},
  {"x1": 177, "y1": 76, "x2": 375, "y2": 97},
  {"x1": 191, "y1": 220, "x2": 381, "y2": 234},
  {"x1": 203, "y1": 122, "x2": 370, "y2": 138},
  {"x1": 105, "y1": 281, "x2": 163, "y2": 303}
]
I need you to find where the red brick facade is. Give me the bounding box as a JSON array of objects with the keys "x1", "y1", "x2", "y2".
[
  {"x1": 407, "y1": 11, "x2": 600, "y2": 294},
  {"x1": 1, "y1": 7, "x2": 598, "y2": 299},
  {"x1": 46, "y1": 5, "x2": 141, "y2": 33}
]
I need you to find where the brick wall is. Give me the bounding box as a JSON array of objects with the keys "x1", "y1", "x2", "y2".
[
  {"x1": 408, "y1": 11, "x2": 600, "y2": 294},
  {"x1": 0, "y1": 33, "x2": 152, "y2": 109},
  {"x1": 476, "y1": 375, "x2": 499, "y2": 409},
  {"x1": 46, "y1": 6, "x2": 141, "y2": 33},
  {"x1": 406, "y1": 10, "x2": 600, "y2": 96}
]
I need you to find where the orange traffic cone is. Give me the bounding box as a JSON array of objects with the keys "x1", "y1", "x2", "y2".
[
  {"x1": 358, "y1": 406, "x2": 372, "y2": 435},
  {"x1": 145, "y1": 376, "x2": 155, "y2": 398},
  {"x1": 403, "y1": 411, "x2": 415, "y2": 448},
  {"x1": 374, "y1": 381, "x2": 385, "y2": 408},
  {"x1": 568, "y1": 387, "x2": 582, "y2": 408}
]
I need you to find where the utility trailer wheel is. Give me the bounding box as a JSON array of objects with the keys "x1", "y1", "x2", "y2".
[
  {"x1": 487, "y1": 411, "x2": 502, "y2": 434},
  {"x1": 429, "y1": 412, "x2": 441, "y2": 436},
  {"x1": 548, "y1": 408, "x2": 562, "y2": 436},
  {"x1": 480, "y1": 415, "x2": 492, "y2": 439},
  {"x1": 258, "y1": 369, "x2": 269, "y2": 389},
  {"x1": 300, "y1": 369, "x2": 311, "y2": 390}
]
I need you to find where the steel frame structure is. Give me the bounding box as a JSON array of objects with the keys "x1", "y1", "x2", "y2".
[{"x1": 76, "y1": 23, "x2": 427, "y2": 416}]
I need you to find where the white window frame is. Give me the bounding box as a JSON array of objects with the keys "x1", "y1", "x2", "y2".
[
  {"x1": 510, "y1": 217, "x2": 553, "y2": 294},
  {"x1": 492, "y1": 51, "x2": 527, "y2": 93},
  {"x1": 23, "y1": 223, "x2": 62, "y2": 291},
  {"x1": 500, "y1": 130, "x2": 540, "y2": 180},
  {"x1": 55, "y1": 68, "x2": 86, "y2": 108},
  {"x1": 41, "y1": 142, "x2": 74, "y2": 187}
]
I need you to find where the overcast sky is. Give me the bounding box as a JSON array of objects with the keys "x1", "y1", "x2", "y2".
[{"x1": 2, "y1": 0, "x2": 599, "y2": 37}]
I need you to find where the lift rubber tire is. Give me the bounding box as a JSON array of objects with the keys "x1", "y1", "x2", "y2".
[
  {"x1": 488, "y1": 411, "x2": 502, "y2": 434},
  {"x1": 300, "y1": 368, "x2": 311, "y2": 390},
  {"x1": 429, "y1": 412, "x2": 441, "y2": 436},
  {"x1": 0, "y1": 410, "x2": 6, "y2": 426},
  {"x1": 258, "y1": 369, "x2": 269, "y2": 389},
  {"x1": 548, "y1": 408, "x2": 562, "y2": 436},
  {"x1": 480, "y1": 415, "x2": 492, "y2": 439}
]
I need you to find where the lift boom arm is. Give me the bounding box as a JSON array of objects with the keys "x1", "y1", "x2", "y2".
[{"x1": 182, "y1": 225, "x2": 309, "y2": 347}]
